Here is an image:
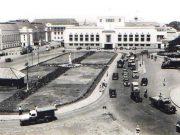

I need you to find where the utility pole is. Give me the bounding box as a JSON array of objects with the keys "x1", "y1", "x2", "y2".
[{"x1": 26, "y1": 47, "x2": 29, "y2": 91}]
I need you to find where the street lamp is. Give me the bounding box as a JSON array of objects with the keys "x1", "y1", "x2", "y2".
[{"x1": 26, "y1": 47, "x2": 29, "y2": 91}]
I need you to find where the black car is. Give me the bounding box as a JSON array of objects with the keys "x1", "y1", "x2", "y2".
[
  {"x1": 176, "y1": 121, "x2": 180, "y2": 132},
  {"x1": 141, "y1": 78, "x2": 148, "y2": 86},
  {"x1": 5, "y1": 58, "x2": 13, "y2": 62},
  {"x1": 112, "y1": 73, "x2": 119, "y2": 80},
  {"x1": 109, "y1": 89, "x2": 117, "y2": 98}
]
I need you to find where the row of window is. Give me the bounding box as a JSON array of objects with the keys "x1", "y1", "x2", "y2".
[
  {"x1": 54, "y1": 32, "x2": 63, "y2": 35},
  {"x1": 118, "y1": 34, "x2": 151, "y2": 42},
  {"x1": 69, "y1": 43, "x2": 100, "y2": 46},
  {"x1": 117, "y1": 44, "x2": 151, "y2": 47},
  {"x1": 54, "y1": 37, "x2": 63, "y2": 39},
  {"x1": 69, "y1": 34, "x2": 100, "y2": 42},
  {"x1": 3, "y1": 43, "x2": 20, "y2": 49}
]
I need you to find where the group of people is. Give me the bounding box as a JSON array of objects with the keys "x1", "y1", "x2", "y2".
[{"x1": 18, "y1": 105, "x2": 37, "y2": 115}]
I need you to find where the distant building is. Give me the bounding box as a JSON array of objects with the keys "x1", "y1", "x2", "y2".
[
  {"x1": 9, "y1": 20, "x2": 46, "y2": 47},
  {"x1": 33, "y1": 19, "x2": 79, "y2": 44},
  {"x1": 0, "y1": 23, "x2": 20, "y2": 50},
  {"x1": 64, "y1": 16, "x2": 178, "y2": 49}
]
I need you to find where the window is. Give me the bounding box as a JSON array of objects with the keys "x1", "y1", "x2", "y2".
[
  {"x1": 106, "y1": 35, "x2": 111, "y2": 42},
  {"x1": 106, "y1": 19, "x2": 114, "y2": 22},
  {"x1": 96, "y1": 34, "x2": 99, "y2": 41},
  {"x1": 141, "y1": 34, "x2": 144, "y2": 41},
  {"x1": 80, "y1": 44, "x2": 83, "y2": 46},
  {"x1": 123, "y1": 44, "x2": 127, "y2": 46},
  {"x1": 69, "y1": 43, "x2": 73, "y2": 46},
  {"x1": 61, "y1": 32, "x2": 63, "y2": 35},
  {"x1": 135, "y1": 44, "x2": 139, "y2": 46},
  {"x1": 85, "y1": 34, "x2": 89, "y2": 41},
  {"x1": 146, "y1": 44, "x2": 150, "y2": 46},
  {"x1": 141, "y1": 44, "x2": 144, "y2": 46},
  {"x1": 118, "y1": 34, "x2": 122, "y2": 41},
  {"x1": 135, "y1": 34, "x2": 139, "y2": 42},
  {"x1": 74, "y1": 43, "x2": 78, "y2": 46},
  {"x1": 91, "y1": 44, "x2": 94, "y2": 46},
  {"x1": 54, "y1": 32, "x2": 56, "y2": 35},
  {"x1": 100, "y1": 19, "x2": 102, "y2": 22},
  {"x1": 118, "y1": 44, "x2": 122, "y2": 46},
  {"x1": 147, "y1": 34, "x2": 151, "y2": 42},
  {"x1": 123, "y1": 34, "x2": 127, "y2": 42},
  {"x1": 80, "y1": 34, "x2": 83, "y2": 41},
  {"x1": 129, "y1": 44, "x2": 133, "y2": 46},
  {"x1": 129, "y1": 34, "x2": 133, "y2": 42},
  {"x1": 96, "y1": 44, "x2": 100, "y2": 46},
  {"x1": 90, "y1": 35, "x2": 94, "y2": 41},
  {"x1": 69, "y1": 34, "x2": 73, "y2": 41},
  {"x1": 74, "y1": 34, "x2": 78, "y2": 41},
  {"x1": 85, "y1": 43, "x2": 89, "y2": 46}
]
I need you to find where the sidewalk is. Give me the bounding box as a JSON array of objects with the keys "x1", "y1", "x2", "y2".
[
  {"x1": 170, "y1": 86, "x2": 180, "y2": 108},
  {"x1": 0, "y1": 53, "x2": 121, "y2": 120}
]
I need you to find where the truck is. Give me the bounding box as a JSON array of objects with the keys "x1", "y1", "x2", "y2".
[
  {"x1": 149, "y1": 96, "x2": 176, "y2": 114},
  {"x1": 20, "y1": 46, "x2": 33, "y2": 55},
  {"x1": 20, "y1": 106, "x2": 57, "y2": 126},
  {"x1": 161, "y1": 59, "x2": 180, "y2": 69},
  {"x1": 132, "y1": 71, "x2": 139, "y2": 79},
  {"x1": 130, "y1": 82, "x2": 142, "y2": 102}
]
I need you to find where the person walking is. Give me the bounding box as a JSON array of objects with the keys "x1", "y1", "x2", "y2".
[{"x1": 18, "y1": 106, "x2": 22, "y2": 115}]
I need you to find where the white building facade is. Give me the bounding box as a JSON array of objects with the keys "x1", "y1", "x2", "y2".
[
  {"x1": 33, "y1": 19, "x2": 79, "y2": 44},
  {"x1": 64, "y1": 16, "x2": 172, "y2": 49},
  {"x1": 0, "y1": 23, "x2": 20, "y2": 50}
]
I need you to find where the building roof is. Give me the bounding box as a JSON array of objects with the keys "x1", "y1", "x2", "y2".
[
  {"x1": 0, "y1": 23, "x2": 19, "y2": 31},
  {"x1": 0, "y1": 67, "x2": 25, "y2": 79},
  {"x1": 125, "y1": 22, "x2": 160, "y2": 27},
  {"x1": 33, "y1": 18, "x2": 79, "y2": 26}
]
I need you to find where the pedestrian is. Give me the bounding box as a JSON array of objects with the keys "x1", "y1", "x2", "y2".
[
  {"x1": 18, "y1": 106, "x2": 22, "y2": 115},
  {"x1": 163, "y1": 78, "x2": 166, "y2": 86},
  {"x1": 136, "y1": 125, "x2": 140, "y2": 134},
  {"x1": 34, "y1": 105, "x2": 38, "y2": 111},
  {"x1": 106, "y1": 71, "x2": 108, "y2": 77}
]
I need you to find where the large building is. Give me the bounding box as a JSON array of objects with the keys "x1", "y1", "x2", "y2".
[
  {"x1": 33, "y1": 19, "x2": 79, "y2": 43},
  {"x1": 0, "y1": 23, "x2": 20, "y2": 50},
  {"x1": 64, "y1": 16, "x2": 178, "y2": 49},
  {"x1": 9, "y1": 20, "x2": 46, "y2": 47}
]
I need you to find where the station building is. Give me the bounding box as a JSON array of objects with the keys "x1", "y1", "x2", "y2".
[{"x1": 64, "y1": 16, "x2": 178, "y2": 49}]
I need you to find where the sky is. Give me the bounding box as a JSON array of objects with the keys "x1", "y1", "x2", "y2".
[{"x1": 1, "y1": 0, "x2": 180, "y2": 24}]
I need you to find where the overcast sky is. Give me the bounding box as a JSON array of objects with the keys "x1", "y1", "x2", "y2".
[{"x1": 1, "y1": 0, "x2": 180, "y2": 23}]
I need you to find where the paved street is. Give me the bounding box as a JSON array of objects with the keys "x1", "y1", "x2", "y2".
[{"x1": 0, "y1": 51, "x2": 180, "y2": 135}]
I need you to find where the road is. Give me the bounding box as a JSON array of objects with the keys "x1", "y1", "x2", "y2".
[
  {"x1": 0, "y1": 52, "x2": 180, "y2": 135},
  {"x1": 0, "y1": 46, "x2": 65, "y2": 70}
]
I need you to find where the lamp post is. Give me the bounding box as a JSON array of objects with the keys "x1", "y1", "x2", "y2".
[{"x1": 26, "y1": 47, "x2": 29, "y2": 91}]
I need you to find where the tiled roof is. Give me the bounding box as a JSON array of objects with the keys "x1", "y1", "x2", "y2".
[
  {"x1": 33, "y1": 18, "x2": 79, "y2": 26},
  {"x1": 0, "y1": 68, "x2": 25, "y2": 79}
]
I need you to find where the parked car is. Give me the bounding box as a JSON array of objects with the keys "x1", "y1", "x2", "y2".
[
  {"x1": 176, "y1": 121, "x2": 180, "y2": 132},
  {"x1": 76, "y1": 47, "x2": 82, "y2": 50},
  {"x1": 141, "y1": 78, "x2": 148, "y2": 86},
  {"x1": 112, "y1": 73, "x2": 119, "y2": 80},
  {"x1": 119, "y1": 47, "x2": 123, "y2": 50},
  {"x1": 109, "y1": 89, "x2": 117, "y2": 98},
  {"x1": 5, "y1": 58, "x2": 13, "y2": 62},
  {"x1": 132, "y1": 47, "x2": 137, "y2": 50}
]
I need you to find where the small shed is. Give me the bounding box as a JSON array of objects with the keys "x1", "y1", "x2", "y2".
[{"x1": 0, "y1": 67, "x2": 26, "y2": 89}]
